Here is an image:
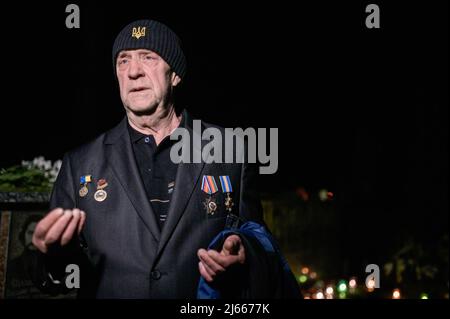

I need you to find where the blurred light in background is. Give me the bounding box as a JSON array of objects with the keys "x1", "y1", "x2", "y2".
[
  {"x1": 337, "y1": 280, "x2": 347, "y2": 293},
  {"x1": 315, "y1": 291, "x2": 324, "y2": 299},
  {"x1": 349, "y1": 278, "x2": 357, "y2": 289},
  {"x1": 392, "y1": 289, "x2": 401, "y2": 299},
  {"x1": 367, "y1": 279, "x2": 376, "y2": 292}
]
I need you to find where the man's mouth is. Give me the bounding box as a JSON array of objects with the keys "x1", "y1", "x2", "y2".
[{"x1": 129, "y1": 86, "x2": 150, "y2": 93}]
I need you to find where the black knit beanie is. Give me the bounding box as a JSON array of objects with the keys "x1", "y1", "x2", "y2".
[{"x1": 112, "y1": 19, "x2": 187, "y2": 79}]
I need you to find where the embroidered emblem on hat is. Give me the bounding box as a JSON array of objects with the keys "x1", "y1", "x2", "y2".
[{"x1": 132, "y1": 27, "x2": 146, "y2": 39}]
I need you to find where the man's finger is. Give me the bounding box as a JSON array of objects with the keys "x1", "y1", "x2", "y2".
[
  {"x1": 199, "y1": 261, "x2": 213, "y2": 282},
  {"x1": 44, "y1": 210, "x2": 73, "y2": 245},
  {"x1": 33, "y1": 208, "x2": 64, "y2": 239},
  {"x1": 237, "y1": 241, "x2": 246, "y2": 263},
  {"x1": 61, "y1": 209, "x2": 81, "y2": 246},
  {"x1": 208, "y1": 249, "x2": 240, "y2": 268},
  {"x1": 221, "y1": 235, "x2": 241, "y2": 256},
  {"x1": 78, "y1": 210, "x2": 86, "y2": 235},
  {"x1": 32, "y1": 233, "x2": 48, "y2": 254},
  {"x1": 201, "y1": 260, "x2": 217, "y2": 278},
  {"x1": 197, "y1": 248, "x2": 216, "y2": 280},
  {"x1": 198, "y1": 249, "x2": 225, "y2": 273}
]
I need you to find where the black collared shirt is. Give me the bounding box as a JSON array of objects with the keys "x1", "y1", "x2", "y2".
[{"x1": 127, "y1": 115, "x2": 184, "y2": 229}]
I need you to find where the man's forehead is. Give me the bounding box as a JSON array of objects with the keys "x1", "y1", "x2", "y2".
[{"x1": 118, "y1": 49, "x2": 158, "y2": 56}]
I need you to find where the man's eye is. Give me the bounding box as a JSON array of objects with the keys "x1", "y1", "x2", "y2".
[
  {"x1": 145, "y1": 55, "x2": 155, "y2": 60},
  {"x1": 118, "y1": 59, "x2": 128, "y2": 65}
]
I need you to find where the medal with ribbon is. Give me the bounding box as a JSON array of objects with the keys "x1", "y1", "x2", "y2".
[
  {"x1": 219, "y1": 175, "x2": 234, "y2": 213},
  {"x1": 219, "y1": 176, "x2": 241, "y2": 228},
  {"x1": 201, "y1": 175, "x2": 218, "y2": 215},
  {"x1": 79, "y1": 175, "x2": 92, "y2": 197},
  {"x1": 94, "y1": 178, "x2": 108, "y2": 202}
]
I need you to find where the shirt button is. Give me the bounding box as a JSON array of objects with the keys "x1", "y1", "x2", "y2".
[
  {"x1": 151, "y1": 270, "x2": 161, "y2": 280},
  {"x1": 144, "y1": 137, "x2": 150, "y2": 143}
]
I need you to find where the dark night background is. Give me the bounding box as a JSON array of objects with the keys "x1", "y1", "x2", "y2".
[{"x1": 0, "y1": 1, "x2": 448, "y2": 294}]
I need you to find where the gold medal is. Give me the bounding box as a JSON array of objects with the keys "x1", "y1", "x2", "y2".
[
  {"x1": 94, "y1": 189, "x2": 107, "y2": 202},
  {"x1": 79, "y1": 185, "x2": 88, "y2": 197},
  {"x1": 79, "y1": 175, "x2": 92, "y2": 198},
  {"x1": 224, "y1": 193, "x2": 234, "y2": 212},
  {"x1": 219, "y1": 176, "x2": 234, "y2": 213}
]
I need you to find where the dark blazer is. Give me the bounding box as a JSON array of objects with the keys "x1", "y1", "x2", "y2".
[{"x1": 38, "y1": 111, "x2": 263, "y2": 298}]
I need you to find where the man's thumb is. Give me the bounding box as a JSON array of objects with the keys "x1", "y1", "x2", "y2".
[{"x1": 223, "y1": 235, "x2": 240, "y2": 255}]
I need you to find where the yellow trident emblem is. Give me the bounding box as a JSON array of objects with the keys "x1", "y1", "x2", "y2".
[{"x1": 132, "y1": 27, "x2": 146, "y2": 39}]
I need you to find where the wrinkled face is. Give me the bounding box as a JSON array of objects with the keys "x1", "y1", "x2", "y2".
[{"x1": 116, "y1": 49, "x2": 180, "y2": 114}]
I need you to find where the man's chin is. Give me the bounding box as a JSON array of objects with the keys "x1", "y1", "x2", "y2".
[{"x1": 126, "y1": 103, "x2": 158, "y2": 116}]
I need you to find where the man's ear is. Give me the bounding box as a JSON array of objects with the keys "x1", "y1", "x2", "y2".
[{"x1": 171, "y1": 72, "x2": 181, "y2": 87}]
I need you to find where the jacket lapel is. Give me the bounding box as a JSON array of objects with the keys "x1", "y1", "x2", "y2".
[
  {"x1": 155, "y1": 162, "x2": 204, "y2": 258},
  {"x1": 155, "y1": 112, "x2": 206, "y2": 259},
  {"x1": 104, "y1": 118, "x2": 161, "y2": 242}
]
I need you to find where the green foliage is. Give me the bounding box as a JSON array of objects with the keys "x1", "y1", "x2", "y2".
[{"x1": 0, "y1": 165, "x2": 53, "y2": 192}]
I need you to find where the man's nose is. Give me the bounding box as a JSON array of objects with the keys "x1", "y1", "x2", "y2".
[{"x1": 127, "y1": 59, "x2": 145, "y2": 79}]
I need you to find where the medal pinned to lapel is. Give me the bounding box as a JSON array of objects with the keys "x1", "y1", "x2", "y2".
[
  {"x1": 201, "y1": 175, "x2": 218, "y2": 215},
  {"x1": 168, "y1": 181, "x2": 175, "y2": 194},
  {"x1": 79, "y1": 175, "x2": 92, "y2": 197},
  {"x1": 94, "y1": 178, "x2": 108, "y2": 202},
  {"x1": 219, "y1": 175, "x2": 234, "y2": 212}
]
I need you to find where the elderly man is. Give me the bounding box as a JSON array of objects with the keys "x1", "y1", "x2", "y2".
[{"x1": 31, "y1": 19, "x2": 264, "y2": 298}]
